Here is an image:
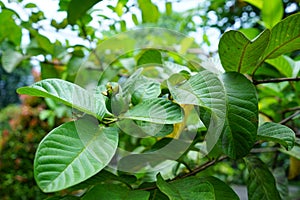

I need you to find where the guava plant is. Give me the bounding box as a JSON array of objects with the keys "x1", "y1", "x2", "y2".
[{"x1": 17, "y1": 12, "x2": 300, "y2": 199}]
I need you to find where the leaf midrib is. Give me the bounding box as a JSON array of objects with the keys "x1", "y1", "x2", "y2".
[
  {"x1": 265, "y1": 34, "x2": 300, "y2": 60},
  {"x1": 43, "y1": 125, "x2": 106, "y2": 191}
]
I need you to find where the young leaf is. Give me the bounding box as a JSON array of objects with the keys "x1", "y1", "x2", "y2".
[
  {"x1": 34, "y1": 118, "x2": 118, "y2": 192},
  {"x1": 218, "y1": 29, "x2": 270, "y2": 73},
  {"x1": 82, "y1": 184, "x2": 150, "y2": 200},
  {"x1": 67, "y1": 0, "x2": 102, "y2": 24},
  {"x1": 156, "y1": 174, "x2": 214, "y2": 200},
  {"x1": 245, "y1": 156, "x2": 281, "y2": 200},
  {"x1": 17, "y1": 79, "x2": 111, "y2": 120},
  {"x1": 261, "y1": 0, "x2": 283, "y2": 28},
  {"x1": 120, "y1": 98, "x2": 183, "y2": 124},
  {"x1": 221, "y1": 72, "x2": 258, "y2": 158},
  {"x1": 258, "y1": 122, "x2": 295, "y2": 150},
  {"x1": 262, "y1": 13, "x2": 300, "y2": 60}
]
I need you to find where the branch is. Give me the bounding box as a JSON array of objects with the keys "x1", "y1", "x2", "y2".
[
  {"x1": 173, "y1": 156, "x2": 227, "y2": 180},
  {"x1": 281, "y1": 106, "x2": 300, "y2": 114},
  {"x1": 137, "y1": 156, "x2": 227, "y2": 191},
  {"x1": 279, "y1": 110, "x2": 300, "y2": 124},
  {"x1": 253, "y1": 77, "x2": 300, "y2": 85}
]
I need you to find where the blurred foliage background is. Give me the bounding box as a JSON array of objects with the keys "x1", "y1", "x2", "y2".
[{"x1": 0, "y1": 0, "x2": 300, "y2": 199}]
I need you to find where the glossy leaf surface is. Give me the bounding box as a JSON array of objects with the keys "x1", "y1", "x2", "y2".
[
  {"x1": 17, "y1": 79, "x2": 110, "y2": 120},
  {"x1": 245, "y1": 156, "x2": 281, "y2": 200},
  {"x1": 258, "y1": 122, "x2": 295, "y2": 150},
  {"x1": 219, "y1": 30, "x2": 270, "y2": 73},
  {"x1": 121, "y1": 98, "x2": 183, "y2": 124},
  {"x1": 34, "y1": 118, "x2": 118, "y2": 192}
]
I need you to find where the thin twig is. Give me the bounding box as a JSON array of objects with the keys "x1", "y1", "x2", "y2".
[
  {"x1": 279, "y1": 110, "x2": 300, "y2": 124},
  {"x1": 173, "y1": 156, "x2": 227, "y2": 180},
  {"x1": 281, "y1": 106, "x2": 300, "y2": 114},
  {"x1": 137, "y1": 156, "x2": 227, "y2": 191},
  {"x1": 253, "y1": 77, "x2": 300, "y2": 85},
  {"x1": 250, "y1": 147, "x2": 278, "y2": 153}
]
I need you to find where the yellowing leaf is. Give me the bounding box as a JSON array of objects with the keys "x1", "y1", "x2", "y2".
[
  {"x1": 288, "y1": 156, "x2": 300, "y2": 180},
  {"x1": 168, "y1": 104, "x2": 194, "y2": 139}
]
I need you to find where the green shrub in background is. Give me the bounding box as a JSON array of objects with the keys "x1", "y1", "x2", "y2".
[{"x1": 0, "y1": 93, "x2": 70, "y2": 200}]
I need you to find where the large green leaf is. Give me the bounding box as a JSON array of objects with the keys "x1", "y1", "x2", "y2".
[
  {"x1": 156, "y1": 174, "x2": 214, "y2": 200},
  {"x1": 34, "y1": 118, "x2": 118, "y2": 192},
  {"x1": 167, "y1": 70, "x2": 226, "y2": 152},
  {"x1": 218, "y1": 29, "x2": 270, "y2": 73},
  {"x1": 120, "y1": 98, "x2": 183, "y2": 124},
  {"x1": 265, "y1": 55, "x2": 294, "y2": 77},
  {"x1": 17, "y1": 79, "x2": 111, "y2": 120},
  {"x1": 82, "y1": 184, "x2": 150, "y2": 200},
  {"x1": 1, "y1": 49, "x2": 24, "y2": 73},
  {"x1": 245, "y1": 156, "x2": 281, "y2": 200},
  {"x1": 261, "y1": 0, "x2": 283, "y2": 28},
  {"x1": 221, "y1": 72, "x2": 258, "y2": 158},
  {"x1": 262, "y1": 13, "x2": 300, "y2": 60},
  {"x1": 168, "y1": 71, "x2": 258, "y2": 158},
  {"x1": 67, "y1": 0, "x2": 102, "y2": 24},
  {"x1": 199, "y1": 177, "x2": 239, "y2": 200},
  {"x1": 258, "y1": 122, "x2": 295, "y2": 150}
]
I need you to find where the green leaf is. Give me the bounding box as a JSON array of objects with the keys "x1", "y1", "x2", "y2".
[
  {"x1": 273, "y1": 168, "x2": 289, "y2": 200},
  {"x1": 82, "y1": 184, "x2": 150, "y2": 200},
  {"x1": 280, "y1": 145, "x2": 300, "y2": 160},
  {"x1": 137, "y1": 0, "x2": 160, "y2": 23},
  {"x1": 131, "y1": 76, "x2": 161, "y2": 105},
  {"x1": 169, "y1": 71, "x2": 258, "y2": 158},
  {"x1": 258, "y1": 122, "x2": 295, "y2": 150},
  {"x1": 265, "y1": 55, "x2": 294, "y2": 77},
  {"x1": 1, "y1": 49, "x2": 24, "y2": 73},
  {"x1": 17, "y1": 79, "x2": 111, "y2": 120},
  {"x1": 117, "y1": 119, "x2": 174, "y2": 137},
  {"x1": 132, "y1": 14, "x2": 139, "y2": 25},
  {"x1": 72, "y1": 169, "x2": 137, "y2": 191},
  {"x1": 166, "y1": 2, "x2": 172, "y2": 15},
  {"x1": 156, "y1": 174, "x2": 215, "y2": 200},
  {"x1": 243, "y1": 0, "x2": 263, "y2": 9},
  {"x1": 199, "y1": 176, "x2": 239, "y2": 200},
  {"x1": 0, "y1": 10, "x2": 22, "y2": 46},
  {"x1": 115, "y1": 0, "x2": 129, "y2": 17},
  {"x1": 221, "y1": 72, "x2": 258, "y2": 158},
  {"x1": 262, "y1": 13, "x2": 300, "y2": 60},
  {"x1": 34, "y1": 118, "x2": 119, "y2": 192},
  {"x1": 30, "y1": 30, "x2": 55, "y2": 54},
  {"x1": 167, "y1": 71, "x2": 226, "y2": 151},
  {"x1": 120, "y1": 98, "x2": 183, "y2": 124},
  {"x1": 179, "y1": 37, "x2": 194, "y2": 54},
  {"x1": 261, "y1": 0, "x2": 283, "y2": 28},
  {"x1": 245, "y1": 156, "x2": 281, "y2": 200},
  {"x1": 219, "y1": 29, "x2": 270, "y2": 73},
  {"x1": 67, "y1": 0, "x2": 102, "y2": 24},
  {"x1": 137, "y1": 49, "x2": 162, "y2": 66}
]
